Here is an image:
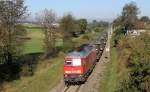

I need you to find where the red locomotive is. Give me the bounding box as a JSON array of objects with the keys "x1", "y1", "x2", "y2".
[
  {"x1": 64, "y1": 44, "x2": 97, "y2": 84},
  {"x1": 63, "y1": 32, "x2": 108, "y2": 85}
]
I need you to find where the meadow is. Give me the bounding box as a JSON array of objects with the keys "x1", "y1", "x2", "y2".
[{"x1": 23, "y1": 27, "x2": 44, "y2": 54}]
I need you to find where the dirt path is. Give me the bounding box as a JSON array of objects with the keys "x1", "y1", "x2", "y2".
[{"x1": 50, "y1": 29, "x2": 111, "y2": 92}]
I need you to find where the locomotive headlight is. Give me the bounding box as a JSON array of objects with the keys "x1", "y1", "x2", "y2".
[
  {"x1": 77, "y1": 70, "x2": 81, "y2": 73},
  {"x1": 65, "y1": 71, "x2": 71, "y2": 73}
]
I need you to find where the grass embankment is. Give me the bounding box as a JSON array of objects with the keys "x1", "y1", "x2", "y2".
[
  {"x1": 100, "y1": 34, "x2": 118, "y2": 92},
  {"x1": 3, "y1": 26, "x2": 105, "y2": 92}
]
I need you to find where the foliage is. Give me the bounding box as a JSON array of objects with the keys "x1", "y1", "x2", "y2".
[
  {"x1": 116, "y1": 33, "x2": 150, "y2": 92},
  {"x1": 140, "y1": 16, "x2": 150, "y2": 23},
  {"x1": 89, "y1": 20, "x2": 109, "y2": 28},
  {"x1": 117, "y1": 51, "x2": 150, "y2": 92},
  {"x1": 36, "y1": 9, "x2": 57, "y2": 56},
  {"x1": 0, "y1": 1, "x2": 27, "y2": 90},
  {"x1": 60, "y1": 14, "x2": 76, "y2": 38},
  {"x1": 113, "y1": 28, "x2": 126, "y2": 46},
  {"x1": 122, "y1": 2, "x2": 139, "y2": 30},
  {"x1": 78, "y1": 18, "x2": 88, "y2": 33},
  {"x1": 0, "y1": 0, "x2": 27, "y2": 24},
  {"x1": 0, "y1": 0, "x2": 27, "y2": 64},
  {"x1": 113, "y1": 1, "x2": 139, "y2": 31}
]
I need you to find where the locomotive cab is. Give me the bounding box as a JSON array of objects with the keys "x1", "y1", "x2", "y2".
[{"x1": 64, "y1": 53, "x2": 85, "y2": 84}]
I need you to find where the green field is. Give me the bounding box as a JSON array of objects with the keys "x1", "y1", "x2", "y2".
[{"x1": 23, "y1": 28, "x2": 44, "y2": 54}]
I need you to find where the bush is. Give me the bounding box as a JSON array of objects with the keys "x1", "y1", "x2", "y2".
[
  {"x1": 116, "y1": 33, "x2": 150, "y2": 92},
  {"x1": 114, "y1": 28, "x2": 126, "y2": 46},
  {"x1": 117, "y1": 51, "x2": 150, "y2": 92},
  {"x1": 82, "y1": 34, "x2": 90, "y2": 40},
  {"x1": 60, "y1": 40, "x2": 75, "y2": 52}
]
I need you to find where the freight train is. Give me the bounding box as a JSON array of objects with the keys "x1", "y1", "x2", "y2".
[{"x1": 63, "y1": 32, "x2": 108, "y2": 85}]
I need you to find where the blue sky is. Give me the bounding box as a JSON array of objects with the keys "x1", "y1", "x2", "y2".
[{"x1": 25, "y1": 0, "x2": 150, "y2": 21}]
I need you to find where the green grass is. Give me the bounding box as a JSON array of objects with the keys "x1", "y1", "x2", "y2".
[
  {"x1": 100, "y1": 35, "x2": 118, "y2": 92},
  {"x1": 23, "y1": 28, "x2": 44, "y2": 54},
  {"x1": 23, "y1": 23, "x2": 41, "y2": 28}
]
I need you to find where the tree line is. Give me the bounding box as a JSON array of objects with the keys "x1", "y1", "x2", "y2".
[
  {"x1": 113, "y1": 2, "x2": 150, "y2": 92},
  {"x1": 36, "y1": 9, "x2": 108, "y2": 56},
  {"x1": 36, "y1": 10, "x2": 89, "y2": 56}
]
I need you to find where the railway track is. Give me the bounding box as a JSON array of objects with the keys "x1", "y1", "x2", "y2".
[{"x1": 62, "y1": 85, "x2": 82, "y2": 92}]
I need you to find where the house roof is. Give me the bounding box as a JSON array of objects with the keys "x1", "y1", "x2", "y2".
[{"x1": 133, "y1": 21, "x2": 145, "y2": 29}]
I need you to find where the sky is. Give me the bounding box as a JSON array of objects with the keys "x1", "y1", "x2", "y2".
[{"x1": 25, "y1": 0, "x2": 150, "y2": 22}]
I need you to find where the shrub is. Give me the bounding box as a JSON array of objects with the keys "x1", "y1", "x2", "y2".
[{"x1": 116, "y1": 33, "x2": 150, "y2": 92}]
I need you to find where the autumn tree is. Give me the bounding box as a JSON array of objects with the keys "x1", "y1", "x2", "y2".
[
  {"x1": 36, "y1": 9, "x2": 57, "y2": 56},
  {"x1": 0, "y1": 0, "x2": 27, "y2": 64}
]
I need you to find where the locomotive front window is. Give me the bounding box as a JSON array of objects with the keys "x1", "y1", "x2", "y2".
[{"x1": 65, "y1": 60, "x2": 72, "y2": 65}]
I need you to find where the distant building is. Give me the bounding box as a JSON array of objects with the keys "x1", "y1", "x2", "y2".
[
  {"x1": 52, "y1": 23, "x2": 60, "y2": 28},
  {"x1": 126, "y1": 21, "x2": 149, "y2": 37}
]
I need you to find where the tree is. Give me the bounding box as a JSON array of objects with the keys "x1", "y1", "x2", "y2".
[
  {"x1": 113, "y1": 16, "x2": 123, "y2": 28},
  {"x1": 116, "y1": 34, "x2": 150, "y2": 92},
  {"x1": 98, "y1": 21, "x2": 109, "y2": 27},
  {"x1": 0, "y1": 0, "x2": 27, "y2": 64},
  {"x1": 60, "y1": 14, "x2": 76, "y2": 39},
  {"x1": 36, "y1": 9, "x2": 57, "y2": 55},
  {"x1": 117, "y1": 50, "x2": 150, "y2": 92},
  {"x1": 140, "y1": 16, "x2": 149, "y2": 23},
  {"x1": 122, "y1": 2, "x2": 139, "y2": 30},
  {"x1": 113, "y1": 2, "x2": 139, "y2": 31},
  {"x1": 78, "y1": 19, "x2": 87, "y2": 33},
  {"x1": 91, "y1": 20, "x2": 98, "y2": 27}
]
